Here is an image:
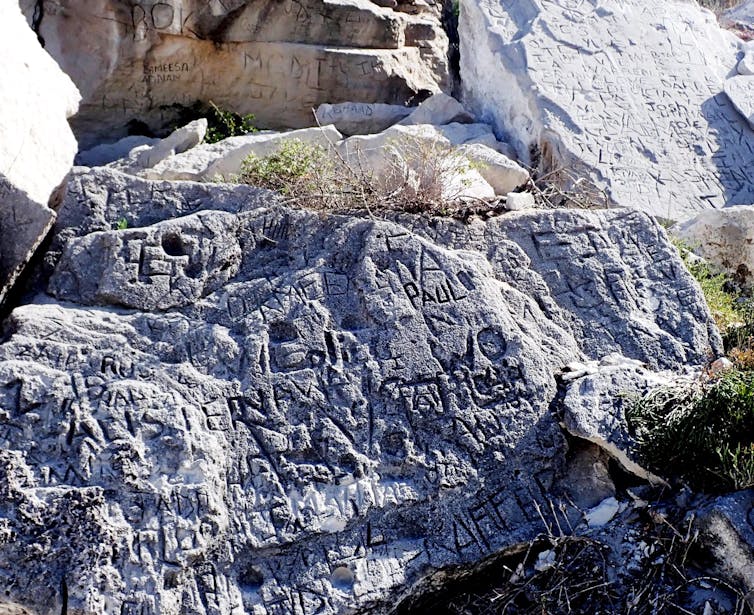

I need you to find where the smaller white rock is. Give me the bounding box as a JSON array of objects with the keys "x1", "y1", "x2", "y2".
[
  {"x1": 534, "y1": 549, "x2": 556, "y2": 572},
  {"x1": 136, "y1": 118, "x2": 207, "y2": 168},
  {"x1": 399, "y1": 93, "x2": 474, "y2": 126},
  {"x1": 110, "y1": 119, "x2": 208, "y2": 174},
  {"x1": 315, "y1": 102, "x2": 412, "y2": 136},
  {"x1": 504, "y1": 192, "x2": 535, "y2": 210},
  {"x1": 738, "y1": 54, "x2": 754, "y2": 76},
  {"x1": 457, "y1": 143, "x2": 529, "y2": 195},
  {"x1": 338, "y1": 123, "x2": 496, "y2": 201},
  {"x1": 463, "y1": 133, "x2": 518, "y2": 161},
  {"x1": 710, "y1": 357, "x2": 734, "y2": 375},
  {"x1": 585, "y1": 497, "x2": 621, "y2": 527},
  {"x1": 144, "y1": 125, "x2": 343, "y2": 181},
  {"x1": 724, "y1": 76, "x2": 754, "y2": 130}
]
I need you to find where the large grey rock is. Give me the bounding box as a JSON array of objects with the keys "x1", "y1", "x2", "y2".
[
  {"x1": 560, "y1": 356, "x2": 681, "y2": 484},
  {"x1": 0, "y1": 3, "x2": 80, "y2": 307},
  {"x1": 0, "y1": 168, "x2": 721, "y2": 613},
  {"x1": 22, "y1": 0, "x2": 448, "y2": 149},
  {"x1": 460, "y1": 0, "x2": 754, "y2": 220}
]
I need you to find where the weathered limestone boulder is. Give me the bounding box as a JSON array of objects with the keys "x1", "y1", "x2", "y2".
[
  {"x1": 338, "y1": 123, "x2": 497, "y2": 200},
  {"x1": 560, "y1": 356, "x2": 680, "y2": 484},
  {"x1": 457, "y1": 143, "x2": 529, "y2": 195},
  {"x1": 698, "y1": 490, "x2": 754, "y2": 602},
  {"x1": 141, "y1": 125, "x2": 343, "y2": 181},
  {"x1": 399, "y1": 92, "x2": 474, "y2": 126},
  {"x1": 725, "y1": 76, "x2": 754, "y2": 130},
  {"x1": 22, "y1": 0, "x2": 449, "y2": 149},
  {"x1": 459, "y1": 0, "x2": 754, "y2": 220},
  {"x1": 315, "y1": 102, "x2": 413, "y2": 136},
  {"x1": 0, "y1": 166, "x2": 721, "y2": 613},
  {"x1": 76, "y1": 135, "x2": 159, "y2": 167},
  {"x1": 673, "y1": 205, "x2": 754, "y2": 285},
  {"x1": 0, "y1": 2, "x2": 80, "y2": 307}
]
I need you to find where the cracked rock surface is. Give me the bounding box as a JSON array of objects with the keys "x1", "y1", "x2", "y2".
[{"x1": 0, "y1": 168, "x2": 720, "y2": 614}]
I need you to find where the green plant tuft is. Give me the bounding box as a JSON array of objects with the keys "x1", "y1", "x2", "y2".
[
  {"x1": 672, "y1": 237, "x2": 754, "y2": 355},
  {"x1": 205, "y1": 101, "x2": 257, "y2": 144},
  {"x1": 627, "y1": 368, "x2": 754, "y2": 492},
  {"x1": 115, "y1": 217, "x2": 128, "y2": 230},
  {"x1": 238, "y1": 139, "x2": 327, "y2": 195}
]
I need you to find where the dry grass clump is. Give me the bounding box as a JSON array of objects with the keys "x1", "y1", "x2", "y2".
[
  {"x1": 236, "y1": 135, "x2": 491, "y2": 216},
  {"x1": 392, "y1": 500, "x2": 752, "y2": 614}
]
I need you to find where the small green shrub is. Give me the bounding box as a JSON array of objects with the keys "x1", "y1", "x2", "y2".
[
  {"x1": 235, "y1": 133, "x2": 482, "y2": 215},
  {"x1": 673, "y1": 238, "x2": 754, "y2": 357},
  {"x1": 205, "y1": 101, "x2": 257, "y2": 144},
  {"x1": 627, "y1": 368, "x2": 754, "y2": 492},
  {"x1": 238, "y1": 140, "x2": 327, "y2": 195},
  {"x1": 115, "y1": 217, "x2": 128, "y2": 230}
]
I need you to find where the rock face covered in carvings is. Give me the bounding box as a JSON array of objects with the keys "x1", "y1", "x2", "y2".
[
  {"x1": 459, "y1": 0, "x2": 754, "y2": 221},
  {"x1": 0, "y1": 166, "x2": 721, "y2": 614},
  {"x1": 0, "y1": 3, "x2": 79, "y2": 307},
  {"x1": 21, "y1": 0, "x2": 448, "y2": 149}
]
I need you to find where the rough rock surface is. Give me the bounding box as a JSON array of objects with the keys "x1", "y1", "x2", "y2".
[
  {"x1": 0, "y1": 3, "x2": 80, "y2": 307},
  {"x1": 674, "y1": 205, "x2": 754, "y2": 286},
  {"x1": 698, "y1": 489, "x2": 754, "y2": 600},
  {"x1": 725, "y1": 75, "x2": 754, "y2": 130},
  {"x1": 560, "y1": 357, "x2": 682, "y2": 484},
  {"x1": 0, "y1": 166, "x2": 721, "y2": 614},
  {"x1": 459, "y1": 0, "x2": 754, "y2": 220},
  {"x1": 22, "y1": 0, "x2": 449, "y2": 149}
]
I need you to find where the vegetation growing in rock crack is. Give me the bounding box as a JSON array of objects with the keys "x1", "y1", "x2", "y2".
[
  {"x1": 205, "y1": 101, "x2": 257, "y2": 143},
  {"x1": 628, "y1": 369, "x2": 754, "y2": 492},
  {"x1": 627, "y1": 240, "x2": 754, "y2": 493},
  {"x1": 235, "y1": 135, "x2": 481, "y2": 215},
  {"x1": 673, "y1": 238, "x2": 754, "y2": 355}
]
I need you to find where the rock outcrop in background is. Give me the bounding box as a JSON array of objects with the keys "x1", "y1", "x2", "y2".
[
  {"x1": 0, "y1": 165, "x2": 721, "y2": 613},
  {"x1": 21, "y1": 0, "x2": 449, "y2": 148},
  {"x1": 459, "y1": 0, "x2": 754, "y2": 220},
  {"x1": 0, "y1": 3, "x2": 79, "y2": 309}
]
